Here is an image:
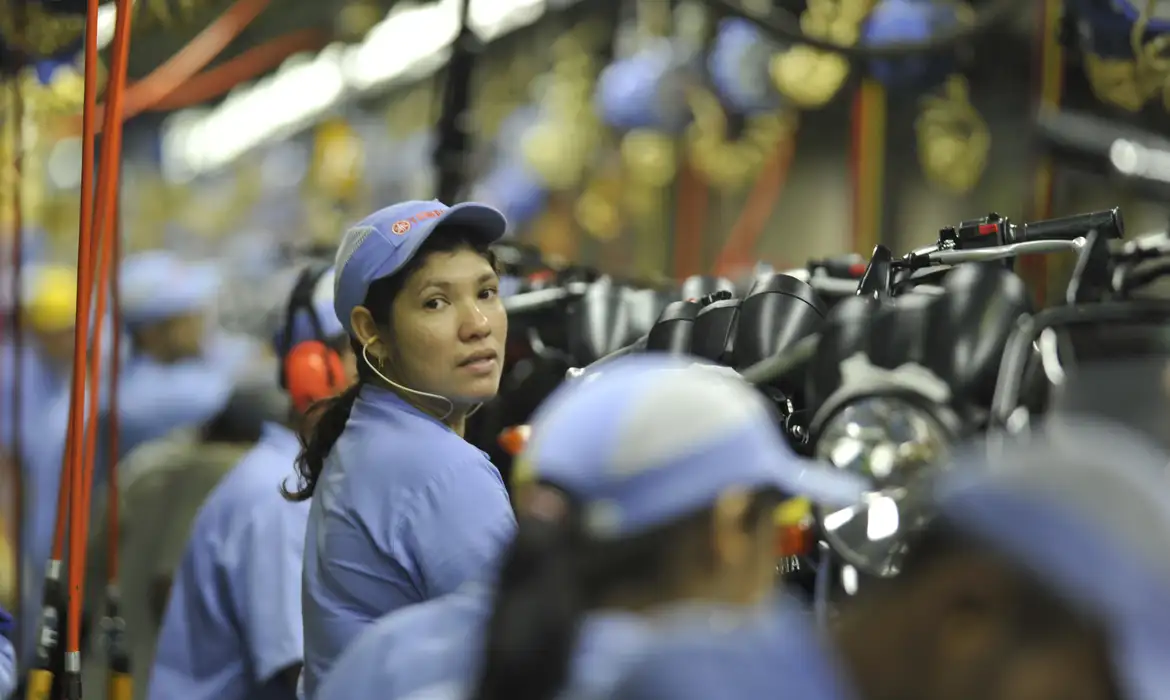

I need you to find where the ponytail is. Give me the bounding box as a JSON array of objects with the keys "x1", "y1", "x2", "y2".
[
  {"x1": 281, "y1": 382, "x2": 362, "y2": 501},
  {"x1": 471, "y1": 514, "x2": 585, "y2": 700}
]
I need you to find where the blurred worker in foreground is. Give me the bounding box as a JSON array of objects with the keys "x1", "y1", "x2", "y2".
[
  {"x1": 149, "y1": 263, "x2": 356, "y2": 700},
  {"x1": 314, "y1": 355, "x2": 867, "y2": 700},
  {"x1": 612, "y1": 419, "x2": 1170, "y2": 700},
  {"x1": 291, "y1": 201, "x2": 517, "y2": 697},
  {"x1": 80, "y1": 381, "x2": 285, "y2": 700},
  {"x1": 0, "y1": 604, "x2": 14, "y2": 699}
]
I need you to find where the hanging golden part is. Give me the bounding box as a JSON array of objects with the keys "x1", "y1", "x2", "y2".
[
  {"x1": 685, "y1": 85, "x2": 793, "y2": 190},
  {"x1": 575, "y1": 169, "x2": 625, "y2": 242},
  {"x1": 915, "y1": 75, "x2": 989, "y2": 194},
  {"x1": 0, "y1": 0, "x2": 221, "y2": 59},
  {"x1": 522, "y1": 37, "x2": 602, "y2": 191},
  {"x1": 770, "y1": 0, "x2": 874, "y2": 108},
  {"x1": 311, "y1": 118, "x2": 365, "y2": 203},
  {"x1": 1084, "y1": 0, "x2": 1170, "y2": 112}
]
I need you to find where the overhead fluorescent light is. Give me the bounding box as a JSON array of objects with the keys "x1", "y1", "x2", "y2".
[{"x1": 163, "y1": 0, "x2": 547, "y2": 180}]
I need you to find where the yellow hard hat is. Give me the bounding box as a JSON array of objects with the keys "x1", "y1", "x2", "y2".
[{"x1": 24, "y1": 265, "x2": 78, "y2": 333}]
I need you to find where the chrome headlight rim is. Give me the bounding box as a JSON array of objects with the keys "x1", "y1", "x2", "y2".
[{"x1": 810, "y1": 390, "x2": 959, "y2": 578}]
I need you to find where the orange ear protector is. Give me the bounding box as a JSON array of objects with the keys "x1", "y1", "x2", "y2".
[{"x1": 279, "y1": 264, "x2": 349, "y2": 413}]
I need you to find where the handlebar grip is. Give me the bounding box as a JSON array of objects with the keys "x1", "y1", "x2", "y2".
[{"x1": 1018, "y1": 208, "x2": 1123, "y2": 243}]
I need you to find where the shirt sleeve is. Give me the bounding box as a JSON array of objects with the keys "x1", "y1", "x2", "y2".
[
  {"x1": 0, "y1": 607, "x2": 14, "y2": 700},
  {"x1": 400, "y1": 459, "x2": 517, "y2": 599},
  {"x1": 236, "y1": 501, "x2": 310, "y2": 684}
]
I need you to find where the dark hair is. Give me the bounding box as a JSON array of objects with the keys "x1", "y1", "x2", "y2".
[
  {"x1": 281, "y1": 226, "x2": 498, "y2": 501},
  {"x1": 893, "y1": 518, "x2": 1100, "y2": 637},
  {"x1": 470, "y1": 486, "x2": 783, "y2": 700},
  {"x1": 201, "y1": 384, "x2": 289, "y2": 444}
]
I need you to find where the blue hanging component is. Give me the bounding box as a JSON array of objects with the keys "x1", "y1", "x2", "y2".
[
  {"x1": 1065, "y1": 0, "x2": 1157, "y2": 59},
  {"x1": 862, "y1": 0, "x2": 958, "y2": 89},
  {"x1": 708, "y1": 18, "x2": 783, "y2": 115},
  {"x1": 1111, "y1": 0, "x2": 1170, "y2": 32},
  {"x1": 473, "y1": 160, "x2": 547, "y2": 235},
  {"x1": 595, "y1": 40, "x2": 694, "y2": 133}
]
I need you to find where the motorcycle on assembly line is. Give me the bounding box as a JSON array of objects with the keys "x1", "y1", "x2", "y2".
[
  {"x1": 465, "y1": 265, "x2": 673, "y2": 487},
  {"x1": 738, "y1": 208, "x2": 1125, "y2": 607},
  {"x1": 989, "y1": 227, "x2": 1170, "y2": 450}
]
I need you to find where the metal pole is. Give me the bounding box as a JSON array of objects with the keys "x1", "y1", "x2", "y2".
[{"x1": 434, "y1": 0, "x2": 478, "y2": 203}]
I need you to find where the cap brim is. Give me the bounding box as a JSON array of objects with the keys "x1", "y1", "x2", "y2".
[
  {"x1": 939, "y1": 484, "x2": 1170, "y2": 700},
  {"x1": 768, "y1": 457, "x2": 868, "y2": 508}
]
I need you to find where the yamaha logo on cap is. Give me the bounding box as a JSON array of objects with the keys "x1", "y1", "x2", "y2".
[{"x1": 391, "y1": 220, "x2": 411, "y2": 235}]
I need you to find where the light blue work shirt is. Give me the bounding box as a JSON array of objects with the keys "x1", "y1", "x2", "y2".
[
  {"x1": 148, "y1": 423, "x2": 309, "y2": 700},
  {"x1": 300, "y1": 385, "x2": 516, "y2": 698},
  {"x1": 0, "y1": 342, "x2": 66, "y2": 456},
  {"x1": 0, "y1": 606, "x2": 15, "y2": 700},
  {"x1": 611, "y1": 601, "x2": 850, "y2": 700},
  {"x1": 315, "y1": 585, "x2": 654, "y2": 700}
]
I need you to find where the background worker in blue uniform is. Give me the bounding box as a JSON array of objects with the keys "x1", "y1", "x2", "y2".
[
  {"x1": 0, "y1": 264, "x2": 79, "y2": 453},
  {"x1": 0, "y1": 605, "x2": 14, "y2": 699},
  {"x1": 289, "y1": 200, "x2": 517, "y2": 698},
  {"x1": 612, "y1": 420, "x2": 1170, "y2": 700},
  {"x1": 314, "y1": 355, "x2": 867, "y2": 700},
  {"x1": 149, "y1": 262, "x2": 357, "y2": 700},
  {"x1": 115, "y1": 250, "x2": 257, "y2": 464}
]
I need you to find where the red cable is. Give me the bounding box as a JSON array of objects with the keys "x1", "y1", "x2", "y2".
[
  {"x1": 147, "y1": 28, "x2": 329, "y2": 111},
  {"x1": 67, "y1": 0, "x2": 273, "y2": 133}
]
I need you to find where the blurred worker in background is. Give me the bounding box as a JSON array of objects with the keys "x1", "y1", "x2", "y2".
[
  {"x1": 612, "y1": 420, "x2": 1170, "y2": 700},
  {"x1": 0, "y1": 264, "x2": 79, "y2": 453},
  {"x1": 115, "y1": 250, "x2": 258, "y2": 466},
  {"x1": 148, "y1": 263, "x2": 356, "y2": 700},
  {"x1": 315, "y1": 355, "x2": 866, "y2": 700},
  {"x1": 291, "y1": 201, "x2": 516, "y2": 698},
  {"x1": 0, "y1": 604, "x2": 13, "y2": 699},
  {"x1": 80, "y1": 381, "x2": 285, "y2": 700}
]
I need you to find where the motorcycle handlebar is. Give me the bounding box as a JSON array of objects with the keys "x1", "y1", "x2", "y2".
[
  {"x1": 503, "y1": 282, "x2": 589, "y2": 314},
  {"x1": 1016, "y1": 208, "x2": 1123, "y2": 244},
  {"x1": 923, "y1": 238, "x2": 1087, "y2": 266}
]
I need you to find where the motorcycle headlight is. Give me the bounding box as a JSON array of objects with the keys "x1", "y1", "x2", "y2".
[{"x1": 814, "y1": 396, "x2": 952, "y2": 577}]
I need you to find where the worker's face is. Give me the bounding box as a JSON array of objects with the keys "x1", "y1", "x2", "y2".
[
  {"x1": 31, "y1": 326, "x2": 75, "y2": 367},
  {"x1": 358, "y1": 246, "x2": 507, "y2": 405},
  {"x1": 136, "y1": 313, "x2": 207, "y2": 362},
  {"x1": 844, "y1": 552, "x2": 1119, "y2": 700}
]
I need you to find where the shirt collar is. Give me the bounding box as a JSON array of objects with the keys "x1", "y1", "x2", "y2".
[
  {"x1": 355, "y1": 383, "x2": 493, "y2": 461},
  {"x1": 358, "y1": 383, "x2": 449, "y2": 427}
]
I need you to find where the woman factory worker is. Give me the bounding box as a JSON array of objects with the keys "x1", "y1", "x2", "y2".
[
  {"x1": 612, "y1": 421, "x2": 1170, "y2": 700},
  {"x1": 289, "y1": 200, "x2": 516, "y2": 697},
  {"x1": 314, "y1": 355, "x2": 867, "y2": 700},
  {"x1": 149, "y1": 263, "x2": 357, "y2": 700}
]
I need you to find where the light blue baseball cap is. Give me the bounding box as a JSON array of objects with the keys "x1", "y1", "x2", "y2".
[
  {"x1": 522, "y1": 354, "x2": 868, "y2": 539},
  {"x1": 937, "y1": 421, "x2": 1170, "y2": 700},
  {"x1": 120, "y1": 250, "x2": 221, "y2": 326},
  {"x1": 333, "y1": 200, "x2": 508, "y2": 336}
]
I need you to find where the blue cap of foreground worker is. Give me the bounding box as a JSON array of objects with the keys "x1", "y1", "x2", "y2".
[
  {"x1": 120, "y1": 250, "x2": 221, "y2": 326},
  {"x1": 333, "y1": 200, "x2": 507, "y2": 336},
  {"x1": 518, "y1": 354, "x2": 867, "y2": 538},
  {"x1": 938, "y1": 419, "x2": 1170, "y2": 700}
]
